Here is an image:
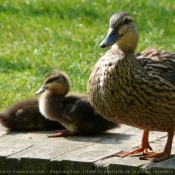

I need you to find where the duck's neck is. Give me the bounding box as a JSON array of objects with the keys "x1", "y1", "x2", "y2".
[
  {"x1": 112, "y1": 45, "x2": 142, "y2": 71},
  {"x1": 115, "y1": 45, "x2": 137, "y2": 54},
  {"x1": 115, "y1": 26, "x2": 139, "y2": 53},
  {"x1": 39, "y1": 92, "x2": 65, "y2": 121},
  {"x1": 112, "y1": 44, "x2": 136, "y2": 59},
  {"x1": 47, "y1": 91, "x2": 65, "y2": 97}
]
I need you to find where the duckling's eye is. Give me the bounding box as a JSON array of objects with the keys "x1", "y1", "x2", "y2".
[
  {"x1": 46, "y1": 77, "x2": 59, "y2": 84},
  {"x1": 123, "y1": 18, "x2": 131, "y2": 24},
  {"x1": 46, "y1": 79, "x2": 51, "y2": 84}
]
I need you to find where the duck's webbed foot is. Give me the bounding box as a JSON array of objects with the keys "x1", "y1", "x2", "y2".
[
  {"x1": 116, "y1": 141, "x2": 153, "y2": 157},
  {"x1": 117, "y1": 129, "x2": 174, "y2": 162},
  {"x1": 139, "y1": 151, "x2": 170, "y2": 162},
  {"x1": 140, "y1": 129, "x2": 174, "y2": 162},
  {"x1": 117, "y1": 148, "x2": 170, "y2": 162},
  {"x1": 47, "y1": 129, "x2": 77, "y2": 137},
  {"x1": 117, "y1": 130, "x2": 153, "y2": 156}
]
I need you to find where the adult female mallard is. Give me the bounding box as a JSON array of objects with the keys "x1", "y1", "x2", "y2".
[{"x1": 88, "y1": 12, "x2": 175, "y2": 162}]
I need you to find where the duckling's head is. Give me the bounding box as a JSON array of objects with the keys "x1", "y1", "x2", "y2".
[
  {"x1": 99, "y1": 12, "x2": 139, "y2": 53},
  {"x1": 36, "y1": 71, "x2": 70, "y2": 96}
]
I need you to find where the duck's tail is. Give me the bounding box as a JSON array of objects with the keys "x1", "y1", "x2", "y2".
[
  {"x1": 0, "y1": 113, "x2": 19, "y2": 131},
  {"x1": 0, "y1": 113, "x2": 20, "y2": 131},
  {"x1": 0, "y1": 112, "x2": 64, "y2": 131},
  {"x1": 0, "y1": 113, "x2": 10, "y2": 129}
]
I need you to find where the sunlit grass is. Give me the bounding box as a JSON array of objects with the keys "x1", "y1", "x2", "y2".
[{"x1": 0, "y1": 0, "x2": 175, "y2": 110}]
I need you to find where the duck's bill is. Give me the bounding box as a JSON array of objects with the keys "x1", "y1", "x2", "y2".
[
  {"x1": 35, "y1": 85, "x2": 45, "y2": 95},
  {"x1": 99, "y1": 28, "x2": 119, "y2": 48}
]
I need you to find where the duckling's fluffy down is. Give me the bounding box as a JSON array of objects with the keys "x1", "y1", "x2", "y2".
[{"x1": 0, "y1": 98, "x2": 64, "y2": 131}]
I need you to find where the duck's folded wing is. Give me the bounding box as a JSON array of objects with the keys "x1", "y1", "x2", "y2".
[{"x1": 136, "y1": 48, "x2": 175, "y2": 85}]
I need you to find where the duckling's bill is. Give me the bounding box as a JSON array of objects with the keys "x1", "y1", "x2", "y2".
[
  {"x1": 99, "y1": 28, "x2": 119, "y2": 48},
  {"x1": 35, "y1": 85, "x2": 45, "y2": 95}
]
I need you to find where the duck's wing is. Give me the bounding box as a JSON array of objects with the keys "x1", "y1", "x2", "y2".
[{"x1": 136, "y1": 48, "x2": 175, "y2": 85}]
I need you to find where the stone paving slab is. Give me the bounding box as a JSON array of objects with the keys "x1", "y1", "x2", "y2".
[{"x1": 0, "y1": 124, "x2": 174, "y2": 175}]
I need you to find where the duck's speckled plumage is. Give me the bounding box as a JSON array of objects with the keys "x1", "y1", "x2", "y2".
[
  {"x1": 88, "y1": 12, "x2": 175, "y2": 161},
  {"x1": 88, "y1": 46, "x2": 175, "y2": 131},
  {"x1": 88, "y1": 13, "x2": 175, "y2": 132}
]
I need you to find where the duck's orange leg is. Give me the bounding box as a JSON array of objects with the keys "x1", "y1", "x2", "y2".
[
  {"x1": 47, "y1": 129, "x2": 77, "y2": 137},
  {"x1": 117, "y1": 130, "x2": 153, "y2": 157},
  {"x1": 139, "y1": 129, "x2": 174, "y2": 162},
  {"x1": 117, "y1": 130, "x2": 174, "y2": 162}
]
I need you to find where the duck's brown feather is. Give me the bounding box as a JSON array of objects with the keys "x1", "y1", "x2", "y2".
[
  {"x1": 88, "y1": 47, "x2": 175, "y2": 131},
  {"x1": 38, "y1": 71, "x2": 118, "y2": 135},
  {"x1": 0, "y1": 98, "x2": 64, "y2": 131}
]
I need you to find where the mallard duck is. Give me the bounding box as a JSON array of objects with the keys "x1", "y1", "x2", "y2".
[
  {"x1": 36, "y1": 70, "x2": 118, "y2": 137},
  {"x1": 0, "y1": 98, "x2": 64, "y2": 131},
  {"x1": 88, "y1": 12, "x2": 175, "y2": 162}
]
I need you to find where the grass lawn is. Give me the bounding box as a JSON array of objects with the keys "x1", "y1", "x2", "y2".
[{"x1": 0, "y1": 0, "x2": 175, "y2": 110}]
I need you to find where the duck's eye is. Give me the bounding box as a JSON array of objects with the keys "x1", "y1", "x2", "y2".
[
  {"x1": 46, "y1": 79, "x2": 51, "y2": 83},
  {"x1": 46, "y1": 77, "x2": 59, "y2": 84},
  {"x1": 123, "y1": 18, "x2": 130, "y2": 24}
]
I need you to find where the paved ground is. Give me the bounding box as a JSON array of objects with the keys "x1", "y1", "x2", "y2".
[{"x1": 0, "y1": 124, "x2": 175, "y2": 175}]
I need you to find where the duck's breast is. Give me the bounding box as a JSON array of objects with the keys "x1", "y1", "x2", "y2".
[{"x1": 88, "y1": 49, "x2": 175, "y2": 131}]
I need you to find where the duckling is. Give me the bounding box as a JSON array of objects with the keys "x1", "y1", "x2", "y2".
[
  {"x1": 88, "y1": 12, "x2": 175, "y2": 162},
  {"x1": 36, "y1": 71, "x2": 118, "y2": 137},
  {"x1": 0, "y1": 98, "x2": 64, "y2": 131}
]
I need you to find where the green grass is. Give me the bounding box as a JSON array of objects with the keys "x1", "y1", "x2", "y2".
[{"x1": 0, "y1": 0, "x2": 175, "y2": 110}]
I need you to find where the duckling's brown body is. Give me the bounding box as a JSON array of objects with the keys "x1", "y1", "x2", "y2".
[
  {"x1": 0, "y1": 98, "x2": 64, "y2": 131},
  {"x1": 88, "y1": 12, "x2": 175, "y2": 161},
  {"x1": 36, "y1": 71, "x2": 118, "y2": 136}
]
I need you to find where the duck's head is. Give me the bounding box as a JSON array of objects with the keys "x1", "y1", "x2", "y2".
[
  {"x1": 36, "y1": 71, "x2": 70, "y2": 96},
  {"x1": 99, "y1": 12, "x2": 139, "y2": 53}
]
